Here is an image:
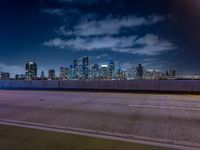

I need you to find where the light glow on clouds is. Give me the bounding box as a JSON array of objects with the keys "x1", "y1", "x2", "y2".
[
  {"x1": 43, "y1": 12, "x2": 175, "y2": 56},
  {"x1": 44, "y1": 34, "x2": 175, "y2": 55},
  {"x1": 44, "y1": 36, "x2": 136, "y2": 49},
  {"x1": 59, "y1": 15, "x2": 165, "y2": 36},
  {"x1": 132, "y1": 34, "x2": 176, "y2": 55}
]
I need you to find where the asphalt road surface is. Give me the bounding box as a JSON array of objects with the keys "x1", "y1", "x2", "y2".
[{"x1": 0, "y1": 90, "x2": 200, "y2": 149}]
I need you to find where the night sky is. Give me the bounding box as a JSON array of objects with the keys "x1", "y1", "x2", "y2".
[{"x1": 0, "y1": 0, "x2": 200, "y2": 77}]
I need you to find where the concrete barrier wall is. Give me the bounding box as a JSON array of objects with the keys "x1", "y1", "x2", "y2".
[{"x1": 0, "y1": 80, "x2": 200, "y2": 93}]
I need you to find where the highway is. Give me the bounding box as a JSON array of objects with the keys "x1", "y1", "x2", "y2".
[{"x1": 0, "y1": 90, "x2": 200, "y2": 149}]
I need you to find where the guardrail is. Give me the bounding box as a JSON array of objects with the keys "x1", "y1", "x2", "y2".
[{"x1": 0, "y1": 80, "x2": 200, "y2": 93}]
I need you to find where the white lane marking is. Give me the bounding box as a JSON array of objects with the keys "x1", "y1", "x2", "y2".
[
  {"x1": 128, "y1": 104, "x2": 200, "y2": 111},
  {"x1": 0, "y1": 119, "x2": 200, "y2": 150}
]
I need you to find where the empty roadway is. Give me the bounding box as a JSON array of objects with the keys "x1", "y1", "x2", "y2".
[{"x1": 0, "y1": 90, "x2": 200, "y2": 149}]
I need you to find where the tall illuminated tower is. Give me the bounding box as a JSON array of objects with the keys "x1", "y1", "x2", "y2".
[{"x1": 25, "y1": 61, "x2": 37, "y2": 80}]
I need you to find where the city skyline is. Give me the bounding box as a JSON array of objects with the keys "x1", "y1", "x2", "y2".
[
  {"x1": 1, "y1": 56, "x2": 177, "y2": 80},
  {"x1": 1, "y1": 55, "x2": 177, "y2": 78},
  {"x1": 1, "y1": 0, "x2": 200, "y2": 76}
]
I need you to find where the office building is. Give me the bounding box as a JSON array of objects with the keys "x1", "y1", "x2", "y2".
[
  {"x1": 145, "y1": 69, "x2": 161, "y2": 79},
  {"x1": 69, "y1": 65, "x2": 73, "y2": 80},
  {"x1": 82, "y1": 56, "x2": 89, "y2": 80},
  {"x1": 136, "y1": 64, "x2": 144, "y2": 79},
  {"x1": 40, "y1": 70, "x2": 45, "y2": 80},
  {"x1": 91, "y1": 64, "x2": 100, "y2": 80},
  {"x1": 15, "y1": 74, "x2": 26, "y2": 80},
  {"x1": 15, "y1": 74, "x2": 20, "y2": 80},
  {"x1": 60, "y1": 67, "x2": 70, "y2": 80},
  {"x1": 0, "y1": 72, "x2": 10, "y2": 80},
  {"x1": 60, "y1": 67, "x2": 65, "y2": 80},
  {"x1": 108, "y1": 58, "x2": 115, "y2": 79},
  {"x1": 100, "y1": 65, "x2": 109, "y2": 80},
  {"x1": 119, "y1": 69, "x2": 127, "y2": 80},
  {"x1": 73, "y1": 59, "x2": 81, "y2": 80},
  {"x1": 48, "y1": 69, "x2": 55, "y2": 80},
  {"x1": 127, "y1": 67, "x2": 136, "y2": 80},
  {"x1": 25, "y1": 61, "x2": 37, "y2": 80},
  {"x1": 166, "y1": 69, "x2": 176, "y2": 79}
]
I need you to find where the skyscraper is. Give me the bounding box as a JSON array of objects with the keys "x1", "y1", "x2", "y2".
[
  {"x1": 136, "y1": 64, "x2": 144, "y2": 79},
  {"x1": 166, "y1": 69, "x2": 176, "y2": 79},
  {"x1": 60, "y1": 67, "x2": 70, "y2": 80},
  {"x1": 66, "y1": 67, "x2": 70, "y2": 80},
  {"x1": 114, "y1": 63, "x2": 122, "y2": 80},
  {"x1": 91, "y1": 64, "x2": 99, "y2": 80},
  {"x1": 0, "y1": 72, "x2": 10, "y2": 80},
  {"x1": 40, "y1": 70, "x2": 45, "y2": 80},
  {"x1": 25, "y1": 61, "x2": 37, "y2": 80},
  {"x1": 60, "y1": 67, "x2": 65, "y2": 80},
  {"x1": 73, "y1": 59, "x2": 80, "y2": 80},
  {"x1": 100, "y1": 65, "x2": 109, "y2": 80},
  {"x1": 108, "y1": 58, "x2": 115, "y2": 79},
  {"x1": 48, "y1": 69, "x2": 55, "y2": 80},
  {"x1": 15, "y1": 74, "x2": 20, "y2": 80},
  {"x1": 69, "y1": 65, "x2": 73, "y2": 80},
  {"x1": 82, "y1": 56, "x2": 89, "y2": 80},
  {"x1": 127, "y1": 67, "x2": 136, "y2": 80}
]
